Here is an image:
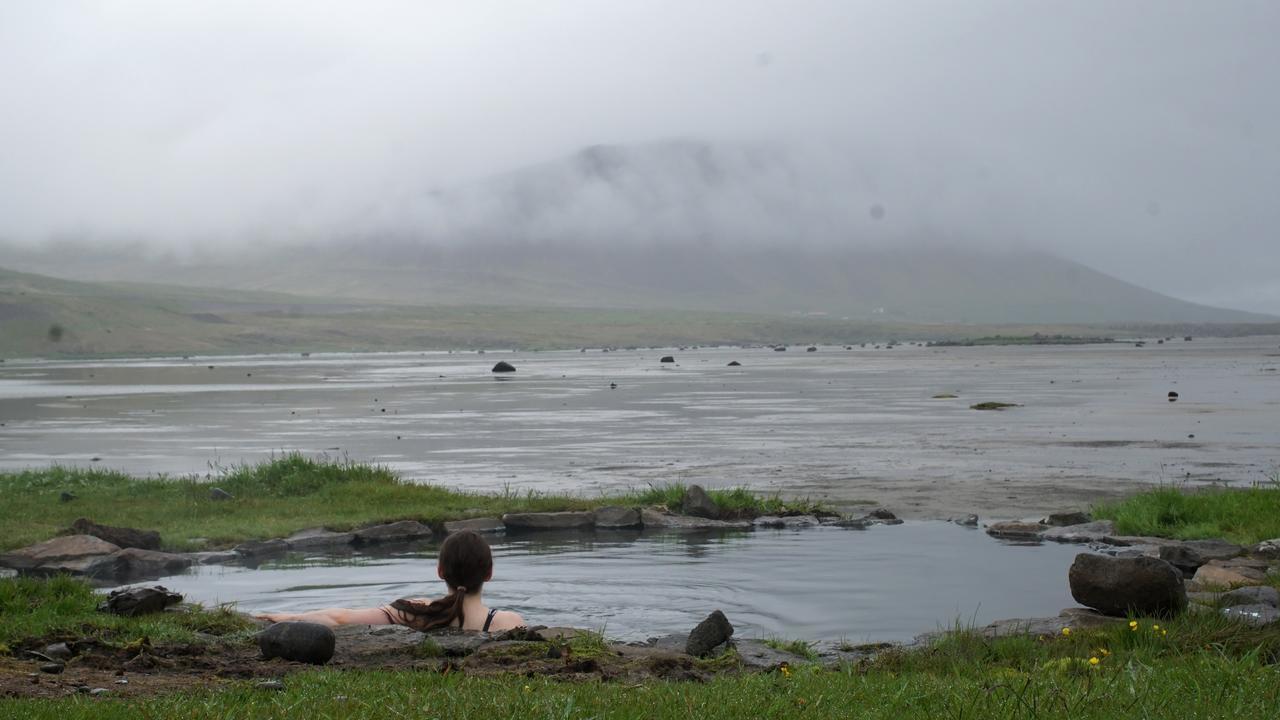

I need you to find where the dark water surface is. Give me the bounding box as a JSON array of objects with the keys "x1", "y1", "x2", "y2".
[{"x1": 119, "y1": 523, "x2": 1083, "y2": 643}]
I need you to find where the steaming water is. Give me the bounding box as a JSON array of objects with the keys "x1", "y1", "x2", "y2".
[{"x1": 116, "y1": 523, "x2": 1083, "y2": 642}]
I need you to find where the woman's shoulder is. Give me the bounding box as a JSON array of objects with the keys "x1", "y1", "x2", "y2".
[{"x1": 486, "y1": 609, "x2": 524, "y2": 632}]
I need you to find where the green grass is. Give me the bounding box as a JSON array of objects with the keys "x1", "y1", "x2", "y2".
[
  {"x1": 1093, "y1": 482, "x2": 1280, "y2": 545},
  {"x1": 0, "y1": 575, "x2": 255, "y2": 648},
  {"x1": 0, "y1": 455, "x2": 822, "y2": 552},
  {"x1": 629, "y1": 483, "x2": 827, "y2": 519},
  {"x1": 762, "y1": 637, "x2": 819, "y2": 661}
]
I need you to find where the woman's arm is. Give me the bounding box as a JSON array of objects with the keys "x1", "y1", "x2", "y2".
[{"x1": 255, "y1": 606, "x2": 392, "y2": 627}]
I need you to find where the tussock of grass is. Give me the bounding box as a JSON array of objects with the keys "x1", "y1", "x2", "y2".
[
  {"x1": 0, "y1": 456, "x2": 822, "y2": 552},
  {"x1": 630, "y1": 483, "x2": 825, "y2": 519},
  {"x1": 1092, "y1": 483, "x2": 1280, "y2": 545},
  {"x1": 0, "y1": 575, "x2": 255, "y2": 648},
  {"x1": 763, "y1": 637, "x2": 819, "y2": 661}
]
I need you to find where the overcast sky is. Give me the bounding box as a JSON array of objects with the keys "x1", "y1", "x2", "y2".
[{"x1": 1, "y1": 1, "x2": 1277, "y2": 312}]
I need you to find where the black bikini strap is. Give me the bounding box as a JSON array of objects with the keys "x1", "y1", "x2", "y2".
[{"x1": 482, "y1": 608, "x2": 497, "y2": 632}]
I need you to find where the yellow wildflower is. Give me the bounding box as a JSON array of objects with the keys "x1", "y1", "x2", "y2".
[
  {"x1": 1098, "y1": 648, "x2": 1111, "y2": 657},
  {"x1": 1129, "y1": 621, "x2": 1138, "y2": 630},
  {"x1": 1151, "y1": 624, "x2": 1160, "y2": 631},
  {"x1": 1089, "y1": 657, "x2": 1100, "y2": 666},
  {"x1": 523, "y1": 685, "x2": 532, "y2": 693},
  {"x1": 1061, "y1": 627, "x2": 1071, "y2": 637},
  {"x1": 780, "y1": 664, "x2": 792, "y2": 678},
  {"x1": 1162, "y1": 629, "x2": 1167, "y2": 636}
]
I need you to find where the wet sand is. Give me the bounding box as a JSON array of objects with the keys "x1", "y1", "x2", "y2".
[{"x1": 2, "y1": 337, "x2": 1279, "y2": 520}]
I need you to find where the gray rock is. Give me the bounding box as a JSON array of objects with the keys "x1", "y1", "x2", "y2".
[
  {"x1": 1220, "y1": 586, "x2": 1280, "y2": 609},
  {"x1": 1221, "y1": 604, "x2": 1280, "y2": 627},
  {"x1": 71, "y1": 518, "x2": 161, "y2": 550},
  {"x1": 985, "y1": 521, "x2": 1047, "y2": 540},
  {"x1": 39, "y1": 662, "x2": 64, "y2": 674},
  {"x1": 91, "y1": 548, "x2": 193, "y2": 579},
  {"x1": 659, "y1": 356, "x2": 675, "y2": 363},
  {"x1": 686, "y1": 610, "x2": 734, "y2": 656},
  {"x1": 1190, "y1": 561, "x2": 1267, "y2": 590},
  {"x1": 43, "y1": 642, "x2": 72, "y2": 661},
  {"x1": 1041, "y1": 521, "x2": 1117, "y2": 544},
  {"x1": 592, "y1": 506, "x2": 641, "y2": 529},
  {"x1": 98, "y1": 586, "x2": 183, "y2": 616},
  {"x1": 491, "y1": 361, "x2": 516, "y2": 373},
  {"x1": 978, "y1": 608, "x2": 1121, "y2": 638},
  {"x1": 867, "y1": 508, "x2": 898, "y2": 521},
  {"x1": 1068, "y1": 554, "x2": 1187, "y2": 617},
  {"x1": 682, "y1": 485, "x2": 720, "y2": 519},
  {"x1": 59, "y1": 491, "x2": 77, "y2": 503},
  {"x1": 953, "y1": 514, "x2": 979, "y2": 527},
  {"x1": 422, "y1": 627, "x2": 494, "y2": 656},
  {"x1": 234, "y1": 539, "x2": 290, "y2": 558},
  {"x1": 752, "y1": 515, "x2": 820, "y2": 529},
  {"x1": 259, "y1": 621, "x2": 337, "y2": 665},
  {"x1": 185, "y1": 550, "x2": 240, "y2": 565},
  {"x1": 442, "y1": 517, "x2": 505, "y2": 534},
  {"x1": 1182, "y1": 539, "x2": 1244, "y2": 562},
  {"x1": 285, "y1": 528, "x2": 356, "y2": 550},
  {"x1": 639, "y1": 508, "x2": 751, "y2": 530},
  {"x1": 209, "y1": 487, "x2": 234, "y2": 501},
  {"x1": 0, "y1": 535, "x2": 121, "y2": 570},
  {"x1": 1045, "y1": 511, "x2": 1092, "y2": 527},
  {"x1": 501, "y1": 512, "x2": 594, "y2": 531},
  {"x1": 1102, "y1": 535, "x2": 1185, "y2": 548},
  {"x1": 353, "y1": 520, "x2": 433, "y2": 544},
  {"x1": 88, "y1": 688, "x2": 110, "y2": 697}
]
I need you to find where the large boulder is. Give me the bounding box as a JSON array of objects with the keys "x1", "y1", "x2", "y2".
[
  {"x1": 1068, "y1": 554, "x2": 1187, "y2": 617},
  {"x1": 70, "y1": 518, "x2": 161, "y2": 550},
  {"x1": 98, "y1": 586, "x2": 183, "y2": 617},
  {"x1": 685, "y1": 610, "x2": 734, "y2": 656},
  {"x1": 1220, "y1": 586, "x2": 1280, "y2": 609},
  {"x1": 259, "y1": 622, "x2": 336, "y2": 665},
  {"x1": 500, "y1": 512, "x2": 594, "y2": 531},
  {"x1": 1189, "y1": 561, "x2": 1266, "y2": 590},
  {"x1": 682, "y1": 485, "x2": 720, "y2": 519},
  {"x1": 0, "y1": 535, "x2": 120, "y2": 571},
  {"x1": 592, "y1": 506, "x2": 642, "y2": 529}
]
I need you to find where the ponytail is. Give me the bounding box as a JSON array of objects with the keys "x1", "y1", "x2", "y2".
[
  {"x1": 388, "y1": 585, "x2": 468, "y2": 631},
  {"x1": 387, "y1": 531, "x2": 493, "y2": 631}
]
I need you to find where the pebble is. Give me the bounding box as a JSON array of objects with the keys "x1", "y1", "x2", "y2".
[
  {"x1": 39, "y1": 663, "x2": 64, "y2": 674},
  {"x1": 257, "y1": 680, "x2": 285, "y2": 691},
  {"x1": 89, "y1": 688, "x2": 110, "y2": 697}
]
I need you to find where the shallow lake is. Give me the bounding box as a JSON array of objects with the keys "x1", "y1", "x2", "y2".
[{"x1": 119, "y1": 523, "x2": 1084, "y2": 643}]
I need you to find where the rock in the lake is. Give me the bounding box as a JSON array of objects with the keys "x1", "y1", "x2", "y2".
[
  {"x1": 1041, "y1": 521, "x2": 1116, "y2": 544},
  {"x1": 491, "y1": 361, "x2": 516, "y2": 373},
  {"x1": 1068, "y1": 554, "x2": 1186, "y2": 617},
  {"x1": 639, "y1": 509, "x2": 751, "y2": 530},
  {"x1": 98, "y1": 586, "x2": 183, "y2": 617},
  {"x1": 285, "y1": 528, "x2": 357, "y2": 550},
  {"x1": 660, "y1": 356, "x2": 675, "y2": 363},
  {"x1": 353, "y1": 520, "x2": 433, "y2": 544},
  {"x1": 501, "y1": 511, "x2": 594, "y2": 531},
  {"x1": 92, "y1": 548, "x2": 193, "y2": 579},
  {"x1": 682, "y1": 485, "x2": 720, "y2": 519},
  {"x1": 953, "y1": 514, "x2": 980, "y2": 527},
  {"x1": 985, "y1": 521, "x2": 1047, "y2": 540},
  {"x1": 259, "y1": 622, "x2": 336, "y2": 665},
  {"x1": 234, "y1": 539, "x2": 290, "y2": 558},
  {"x1": 592, "y1": 506, "x2": 641, "y2": 529},
  {"x1": 0, "y1": 535, "x2": 120, "y2": 571},
  {"x1": 70, "y1": 518, "x2": 162, "y2": 550},
  {"x1": 1220, "y1": 586, "x2": 1280, "y2": 609},
  {"x1": 442, "y1": 517, "x2": 505, "y2": 534},
  {"x1": 686, "y1": 610, "x2": 734, "y2": 656},
  {"x1": 752, "y1": 515, "x2": 820, "y2": 529},
  {"x1": 1045, "y1": 511, "x2": 1092, "y2": 527},
  {"x1": 1221, "y1": 604, "x2": 1280, "y2": 627},
  {"x1": 727, "y1": 361, "x2": 741, "y2": 367},
  {"x1": 209, "y1": 487, "x2": 234, "y2": 501},
  {"x1": 867, "y1": 508, "x2": 898, "y2": 521}
]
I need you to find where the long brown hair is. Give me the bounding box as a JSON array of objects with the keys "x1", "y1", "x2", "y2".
[{"x1": 387, "y1": 530, "x2": 494, "y2": 631}]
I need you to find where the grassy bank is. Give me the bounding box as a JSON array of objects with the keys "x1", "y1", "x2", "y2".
[
  {"x1": 2, "y1": 575, "x2": 1279, "y2": 718},
  {"x1": 0, "y1": 455, "x2": 823, "y2": 552},
  {"x1": 1092, "y1": 482, "x2": 1280, "y2": 545}
]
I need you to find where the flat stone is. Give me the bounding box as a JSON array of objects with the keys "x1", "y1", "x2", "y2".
[
  {"x1": 1189, "y1": 563, "x2": 1264, "y2": 591},
  {"x1": 500, "y1": 512, "x2": 594, "y2": 531},
  {"x1": 1042, "y1": 521, "x2": 1117, "y2": 544},
  {"x1": 1046, "y1": 511, "x2": 1092, "y2": 527},
  {"x1": 0, "y1": 535, "x2": 120, "y2": 570},
  {"x1": 733, "y1": 639, "x2": 808, "y2": 670},
  {"x1": 753, "y1": 515, "x2": 820, "y2": 529},
  {"x1": 592, "y1": 506, "x2": 641, "y2": 529},
  {"x1": 1102, "y1": 535, "x2": 1185, "y2": 548},
  {"x1": 1068, "y1": 554, "x2": 1186, "y2": 617},
  {"x1": 234, "y1": 539, "x2": 290, "y2": 558},
  {"x1": 185, "y1": 550, "x2": 240, "y2": 565},
  {"x1": 259, "y1": 621, "x2": 336, "y2": 665},
  {"x1": 1158, "y1": 544, "x2": 1207, "y2": 575},
  {"x1": 353, "y1": 520, "x2": 433, "y2": 544},
  {"x1": 43, "y1": 642, "x2": 72, "y2": 661},
  {"x1": 1220, "y1": 586, "x2": 1280, "y2": 608},
  {"x1": 953, "y1": 514, "x2": 979, "y2": 527},
  {"x1": 1221, "y1": 604, "x2": 1280, "y2": 627},
  {"x1": 285, "y1": 528, "x2": 357, "y2": 550},
  {"x1": 422, "y1": 628, "x2": 493, "y2": 656},
  {"x1": 640, "y1": 508, "x2": 751, "y2": 530},
  {"x1": 985, "y1": 521, "x2": 1047, "y2": 540},
  {"x1": 443, "y1": 517, "x2": 505, "y2": 534},
  {"x1": 1181, "y1": 539, "x2": 1244, "y2": 562},
  {"x1": 828, "y1": 518, "x2": 871, "y2": 529},
  {"x1": 979, "y1": 608, "x2": 1121, "y2": 638}
]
